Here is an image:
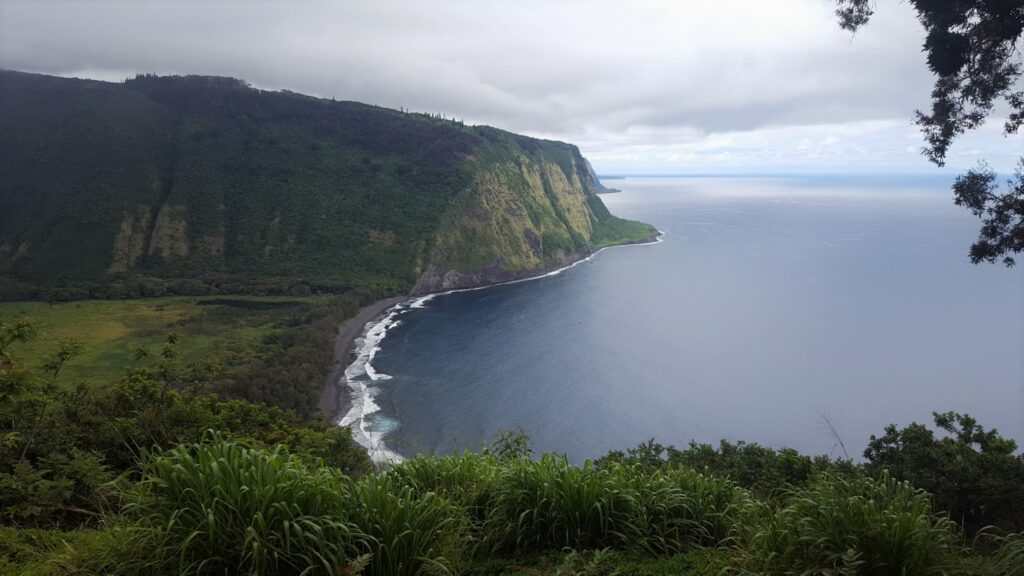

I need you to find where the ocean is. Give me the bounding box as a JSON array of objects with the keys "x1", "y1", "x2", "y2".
[{"x1": 339, "y1": 175, "x2": 1024, "y2": 463}]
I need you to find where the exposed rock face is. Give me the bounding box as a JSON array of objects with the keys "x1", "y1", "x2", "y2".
[
  {"x1": 413, "y1": 251, "x2": 578, "y2": 294},
  {"x1": 412, "y1": 146, "x2": 653, "y2": 295}
]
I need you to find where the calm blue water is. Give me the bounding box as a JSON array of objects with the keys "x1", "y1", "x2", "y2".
[{"x1": 371, "y1": 176, "x2": 1024, "y2": 461}]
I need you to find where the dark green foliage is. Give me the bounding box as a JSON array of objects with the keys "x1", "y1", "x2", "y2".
[
  {"x1": 391, "y1": 450, "x2": 750, "y2": 557},
  {"x1": 982, "y1": 533, "x2": 1024, "y2": 576},
  {"x1": 0, "y1": 318, "x2": 370, "y2": 529},
  {"x1": 952, "y1": 161, "x2": 1024, "y2": 266},
  {"x1": 460, "y1": 548, "x2": 727, "y2": 575},
  {"x1": 863, "y1": 411, "x2": 1024, "y2": 535},
  {"x1": 206, "y1": 290, "x2": 377, "y2": 418},
  {"x1": 733, "y1": 473, "x2": 967, "y2": 575},
  {"x1": 597, "y1": 438, "x2": 855, "y2": 499},
  {"x1": 124, "y1": 440, "x2": 364, "y2": 576},
  {"x1": 344, "y1": 476, "x2": 455, "y2": 576},
  {"x1": 28, "y1": 440, "x2": 455, "y2": 576},
  {"x1": 0, "y1": 70, "x2": 647, "y2": 297},
  {"x1": 4, "y1": 438, "x2": 1024, "y2": 575},
  {"x1": 4, "y1": 322, "x2": 1022, "y2": 573},
  {"x1": 834, "y1": 0, "x2": 1024, "y2": 265}
]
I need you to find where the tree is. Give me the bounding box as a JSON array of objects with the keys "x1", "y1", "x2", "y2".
[
  {"x1": 836, "y1": 0, "x2": 1024, "y2": 265},
  {"x1": 863, "y1": 411, "x2": 1024, "y2": 534}
]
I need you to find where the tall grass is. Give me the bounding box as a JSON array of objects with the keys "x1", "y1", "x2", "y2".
[
  {"x1": 971, "y1": 532, "x2": 1024, "y2": 576},
  {"x1": 345, "y1": 476, "x2": 455, "y2": 576},
  {"x1": 477, "y1": 454, "x2": 748, "y2": 554},
  {"x1": 124, "y1": 441, "x2": 361, "y2": 576},
  {"x1": 484, "y1": 454, "x2": 636, "y2": 551},
  {"x1": 734, "y1": 472, "x2": 967, "y2": 575},
  {"x1": 388, "y1": 451, "x2": 499, "y2": 516},
  {"x1": 122, "y1": 440, "x2": 458, "y2": 576},
  {"x1": 634, "y1": 463, "x2": 749, "y2": 549},
  {"x1": 391, "y1": 452, "x2": 750, "y2": 556},
  {"x1": 30, "y1": 440, "x2": 1011, "y2": 575},
  {"x1": 988, "y1": 533, "x2": 1024, "y2": 576}
]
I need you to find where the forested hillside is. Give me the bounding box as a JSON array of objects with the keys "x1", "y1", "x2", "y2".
[{"x1": 0, "y1": 71, "x2": 655, "y2": 300}]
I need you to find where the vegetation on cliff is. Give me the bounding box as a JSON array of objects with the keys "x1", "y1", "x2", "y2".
[{"x1": 0, "y1": 71, "x2": 654, "y2": 301}]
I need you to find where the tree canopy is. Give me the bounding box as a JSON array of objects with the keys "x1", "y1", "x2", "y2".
[{"x1": 836, "y1": 0, "x2": 1024, "y2": 265}]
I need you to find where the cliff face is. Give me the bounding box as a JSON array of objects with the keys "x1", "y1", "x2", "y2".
[
  {"x1": 413, "y1": 136, "x2": 651, "y2": 294},
  {"x1": 584, "y1": 158, "x2": 621, "y2": 194},
  {"x1": 0, "y1": 70, "x2": 655, "y2": 299}
]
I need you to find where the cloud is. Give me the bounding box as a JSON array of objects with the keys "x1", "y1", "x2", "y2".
[{"x1": 0, "y1": 0, "x2": 1017, "y2": 172}]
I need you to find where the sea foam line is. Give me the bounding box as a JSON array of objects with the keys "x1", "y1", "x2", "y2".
[{"x1": 336, "y1": 232, "x2": 664, "y2": 464}]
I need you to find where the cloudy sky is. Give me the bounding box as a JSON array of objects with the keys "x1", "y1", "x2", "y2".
[{"x1": 1, "y1": 0, "x2": 1020, "y2": 174}]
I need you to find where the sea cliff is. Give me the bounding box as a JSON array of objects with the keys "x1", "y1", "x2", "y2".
[{"x1": 0, "y1": 70, "x2": 655, "y2": 300}]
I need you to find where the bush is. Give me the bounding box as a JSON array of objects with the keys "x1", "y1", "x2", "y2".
[
  {"x1": 389, "y1": 451, "x2": 500, "y2": 525},
  {"x1": 988, "y1": 533, "x2": 1024, "y2": 576},
  {"x1": 598, "y1": 438, "x2": 855, "y2": 499}
]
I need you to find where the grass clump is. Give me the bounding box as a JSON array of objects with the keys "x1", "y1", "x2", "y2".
[
  {"x1": 345, "y1": 476, "x2": 456, "y2": 576},
  {"x1": 733, "y1": 472, "x2": 966, "y2": 575},
  {"x1": 393, "y1": 451, "x2": 750, "y2": 556},
  {"x1": 119, "y1": 439, "x2": 457, "y2": 576},
  {"x1": 484, "y1": 454, "x2": 637, "y2": 553},
  {"x1": 124, "y1": 440, "x2": 363, "y2": 576}
]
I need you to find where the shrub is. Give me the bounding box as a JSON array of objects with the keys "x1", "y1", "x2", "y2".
[{"x1": 598, "y1": 438, "x2": 855, "y2": 499}]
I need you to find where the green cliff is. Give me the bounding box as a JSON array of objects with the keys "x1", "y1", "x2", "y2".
[
  {"x1": 584, "y1": 157, "x2": 621, "y2": 194},
  {"x1": 0, "y1": 71, "x2": 656, "y2": 299}
]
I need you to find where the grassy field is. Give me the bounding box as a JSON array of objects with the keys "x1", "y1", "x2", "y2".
[{"x1": 0, "y1": 295, "x2": 332, "y2": 384}]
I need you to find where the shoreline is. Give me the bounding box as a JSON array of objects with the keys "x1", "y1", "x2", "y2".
[
  {"x1": 411, "y1": 229, "x2": 663, "y2": 296},
  {"x1": 318, "y1": 295, "x2": 407, "y2": 421},
  {"x1": 323, "y1": 230, "x2": 663, "y2": 461}
]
